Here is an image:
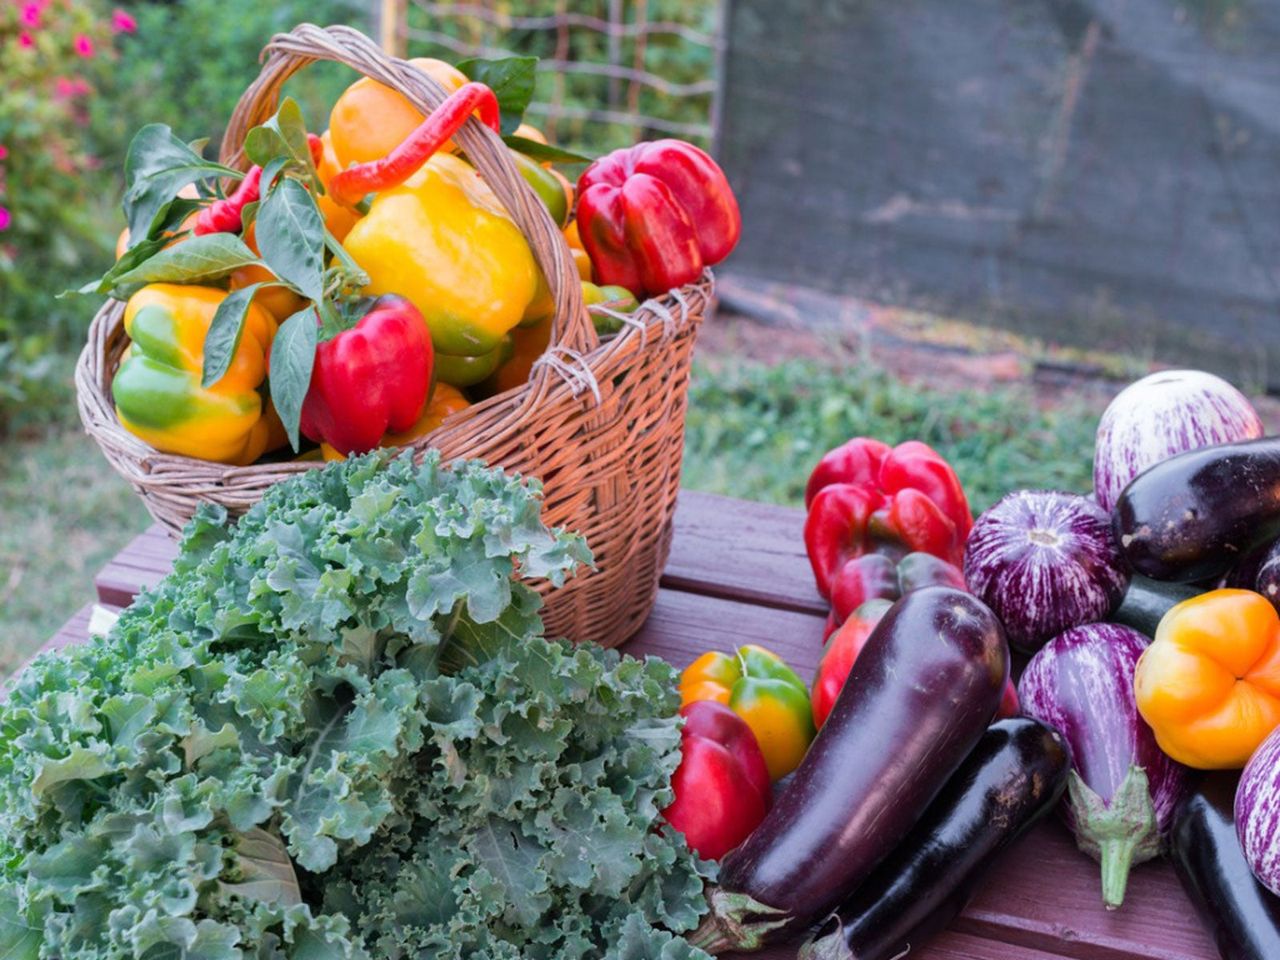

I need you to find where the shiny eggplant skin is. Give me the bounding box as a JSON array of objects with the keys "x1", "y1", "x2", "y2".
[
  {"x1": 1112, "y1": 576, "x2": 1199, "y2": 638},
  {"x1": 799, "y1": 718, "x2": 1069, "y2": 960},
  {"x1": 1172, "y1": 774, "x2": 1280, "y2": 960},
  {"x1": 716, "y1": 587, "x2": 1009, "y2": 942},
  {"x1": 1113, "y1": 438, "x2": 1280, "y2": 583}
]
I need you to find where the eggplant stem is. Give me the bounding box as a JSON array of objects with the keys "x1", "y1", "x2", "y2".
[
  {"x1": 1100, "y1": 835, "x2": 1139, "y2": 910},
  {"x1": 690, "y1": 888, "x2": 792, "y2": 954}
]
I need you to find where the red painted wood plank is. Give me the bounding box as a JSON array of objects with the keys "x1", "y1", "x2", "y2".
[
  {"x1": 667, "y1": 491, "x2": 824, "y2": 615},
  {"x1": 725, "y1": 928, "x2": 1079, "y2": 960}
]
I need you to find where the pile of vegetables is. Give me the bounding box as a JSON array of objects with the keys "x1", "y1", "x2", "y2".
[
  {"x1": 84, "y1": 51, "x2": 742, "y2": 466},
  {"x1": 0, "y1": 452, "x2": 722, "y2": 959}
]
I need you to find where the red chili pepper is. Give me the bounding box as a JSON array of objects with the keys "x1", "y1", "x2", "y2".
[
  {"x1": 298, "y1": 295, "x2": 435, "y2": 456},
  {"x1": 803, "y1": 439, "x2": 973, "y2": 597},
  {"x1": 662, "y1": 700, "x2": 772, "y2": 861},
  {"x1": 575, "y1": 139, "x2": 742, "y2": 298},
  {"x1": 327, "y1": 82, "x2": 500, "y2": 208},
  {"x1": 192, "y1": 164, "x2": 262, "y2": 235}
]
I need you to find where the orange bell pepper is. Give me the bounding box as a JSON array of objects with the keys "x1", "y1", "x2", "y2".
[{"x1": 1135, "y1": 589, "x2": 1280, "y2": 769}]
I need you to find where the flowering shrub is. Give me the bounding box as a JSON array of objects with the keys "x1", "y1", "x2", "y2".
[{"x1": 0, "y1": 0, "x2": 134, "y2": 431}]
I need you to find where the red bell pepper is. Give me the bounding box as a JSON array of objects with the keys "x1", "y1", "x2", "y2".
[
  {"x1": 575, "y1": 139, "x2": 741, "y2": 298},
  {"x1": 299, "y1": 295, "x2": 435, "y2": 456},
  {"x1": 829, "y1": 551, "x2": 966, "y2": 625},
  {"x1": 812, "y1": 600, "x2": 893, "y2": 728},
  {"x1": 804, "y1": 438, "x2": 973, "y2": 597},
  {"x1": 813, "y1": 596, "x2": 1019, "y2": 729},
  {"x1": 662, "y1": 700, "x2": 772, "y2": 860}
]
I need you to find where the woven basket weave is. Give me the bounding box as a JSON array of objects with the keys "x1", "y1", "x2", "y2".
[{"x1": 75, "y1": 23, "x2": 711, "y2": 647}]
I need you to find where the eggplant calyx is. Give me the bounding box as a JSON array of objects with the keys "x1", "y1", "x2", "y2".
[
  {"x1": 688, "y1": 888, "x2": 791, "y2": 953},
  {"x1": 1067, "y1": 765, "x2": 1162, "y2": 910},
  {"x1": 796, "y1": 919, "x2": 854, "y2": 960}
]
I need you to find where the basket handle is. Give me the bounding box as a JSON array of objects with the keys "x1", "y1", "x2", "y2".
[{"x1": 221, "y1": 23, "x2": 599, "y2": 366}]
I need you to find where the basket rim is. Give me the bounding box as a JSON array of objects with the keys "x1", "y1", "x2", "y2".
[{"x1": 76, "y1": 273, "x2": 715, "y2": 483}]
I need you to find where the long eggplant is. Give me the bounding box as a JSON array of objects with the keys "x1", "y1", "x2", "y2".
[
  {"x1": 1113, "y1": 437, "x2": 1280, "y2": 583},
  {"x1": 797, "y1": 718, "x2": 1070, "y2": 960},
  {"x1": 691, "y1": 587, "x2": 1009, "y2": 952},
  {"x1": 1173, "y1": 773, "x2": 1280, "y2": 960},
  {"x1": 1017, "y1": 622, "x2": 1189, "y2": 909},
  {"x1": 1112, "y1": 576, "x2": 1199, "y2": 637}
]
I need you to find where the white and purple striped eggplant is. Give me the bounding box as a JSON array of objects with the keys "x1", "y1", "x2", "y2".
[
  {"x1": 963, "y1": 490, "x2": 1129, "y2": 653},
  {"x1": 1093, "y1": 369, "x2": 1264, "y2": 512},
  {"x1": 1236, "y1": 725, "x2": 1280, "y2": 896},
  {"x1": 1018, "y1": 623, "x2": 1190, "y2": 910}
]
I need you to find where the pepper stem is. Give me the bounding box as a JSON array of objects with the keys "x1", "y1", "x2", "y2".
[{"x1": 1065, "y1": 765, "x2": 1162, "y2": 911}]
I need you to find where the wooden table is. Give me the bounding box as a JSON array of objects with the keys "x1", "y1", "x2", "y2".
[{"x1": 29, "y1": 491, "x2": 1218, "y2": 960}]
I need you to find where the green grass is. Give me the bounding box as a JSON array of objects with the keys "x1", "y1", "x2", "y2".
[
  {"x1": 0, "y1": 357, "x2": 1100, "y2": 678},
  {"x1": 682, "y1": 359, "x2": 1099, "y2": 513},
  {"x1": 0, "y1": 428, "x2": 150, "y2": 677}
]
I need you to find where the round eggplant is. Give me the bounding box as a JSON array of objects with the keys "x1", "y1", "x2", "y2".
[
  {"x1": 691, "y1": 587, "x2": 1009, "y2": 952},
  {"x1": 799, "y1": 718, "x2": 1070, "y2": 960},
  {"x1": 1237, "y1": 725, "x2": 1280, "y2": 897},
  {"x1": 1113, "y1": 438, "x2": 1280, "y2": 583},
  {"x1": 964, "y1": 489, "x2": 1130, "y2": 653},
  {"x1": 1174, "y1": 773, "x2": 1280, "y2": 960},
  {"x1": 1018, "y1": 622, "x2": 1189, "y2": 909},
  {"x1": 1094, "y1": 370, "x2": 1263, "y2": 512}
]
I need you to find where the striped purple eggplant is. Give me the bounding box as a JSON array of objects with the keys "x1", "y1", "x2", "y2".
[
  {"x1": 963, "y1": 490, "x2": 1129, "y2": 653},
  {"x1": 1094, "y1": 369, "x2": 1264, "y2": 512},
  {"x1": 1018, "y1": 623, "x2": 1190, "y2": 909},
  {"x1": 1236, "y1": 725, "x2": 1280, "y2": 896}
]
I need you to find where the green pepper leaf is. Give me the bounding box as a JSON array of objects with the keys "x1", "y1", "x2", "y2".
[
  {"x1": 269, "y1": 305, "x2": 319, "y2": 451},
  {"x1": 69, "y1": 234, "x2": 170, "y2": 297},
  {"x1": 257, "y1": 179, "x2": 325, "y2": 303},
  {"x1": 122, "y1": 124, "x2": 240, "y2": 250},
  {"x1": 245, "y1": 98, "x2": 320, "y2": 191},
  {"x1": 503, "y1": 135, "x2": 592, "y2": 165},
  {"x1": 102, "y1": 233, "x2": 261, "y2": 300},
  {"x1": 202, "y1": 283, "x2": 264, "y2": 388},
  {"x1": 457, "y1": 56, "x2": 538, "y2": 135}
]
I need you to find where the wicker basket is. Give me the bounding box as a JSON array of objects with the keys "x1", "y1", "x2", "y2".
[{"x1": 76, "y1": 23, "x2": 712, "y2": 647}]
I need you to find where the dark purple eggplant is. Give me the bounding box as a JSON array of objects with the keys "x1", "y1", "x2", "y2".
[
  {"x1": 1112, "y1": 576, "x2": 1199, "y2": 638},
  {"x1": 798, "y1": 718, "x2": 1070, "y2": 960},
  {"x1": 1113, "y1": 437, "x2": 1280, "y2": 583},
  {"x1": 1173, "y1": 773, "x2": 1280, "y2": 960},
  {"x1": 964, "y1": 489, "x2": 1130, "y2": 653},
  {"x1": 1017, "y1": 622, "x2": 1189, "y2": 910},
  {"x1": 1225, "y1": 538, "x2": 1280, "y2": 613},
  {"x1": 690, "y1": 587, "x2": 1009, "y2": 952}
]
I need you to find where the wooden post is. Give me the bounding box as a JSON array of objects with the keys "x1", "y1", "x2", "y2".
[{"x1": 379, "y1": 0, "x2": 407, "y2": 57}]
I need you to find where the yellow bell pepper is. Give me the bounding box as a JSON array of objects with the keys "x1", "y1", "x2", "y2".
[
  {"x1": 112, "y1": 284, "x2": 284, "y2": 466},
  {"x1": 680, "y1": 645, "x2": 816, "y2": 780},
  {"x1": 1135, "y1": 589, "x2": 1280, "y2": 769},
  {"x1": 342, "y1": 153, "x2": 542, "y2": 357}
]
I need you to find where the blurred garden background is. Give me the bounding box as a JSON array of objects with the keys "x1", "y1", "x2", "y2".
[{"x1": 1, "y1": 0, "x2": 1275, "y2": 670}]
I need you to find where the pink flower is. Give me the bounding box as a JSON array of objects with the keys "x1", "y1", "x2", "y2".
[
  {"x1": 0, "y1": 145, "x2": 8, "y2": 162},
  {"x1": 17, "y1": 31, "x2": 34, "y2": 48},
  {"x1": 110, "y1": 8, "x2": 136, "y2": 33},
  {"x1": 20, "y1": 3, "x2": 40, "y2": 27},
  {"x1": 73, "y1": 33, "x2": 93, "y2": 57},
  {"x1": 0, "y1": 207, "x2": 10, "y2": 233}
]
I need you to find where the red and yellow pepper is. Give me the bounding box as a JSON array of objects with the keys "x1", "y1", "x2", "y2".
[{"x1": 680, "y1": 645, "x2": 815, "y2": 780}]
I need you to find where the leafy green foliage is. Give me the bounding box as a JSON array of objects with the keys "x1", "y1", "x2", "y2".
[
  {"x1": 0, "y1": 452, "x2": 713, "y2": 958},
  {"x1": 683, "y1": 359, "x2": 1100, "y2": 513},
  {"x1": 457, "y1": 56, "x2": 538, "y2": 135}
]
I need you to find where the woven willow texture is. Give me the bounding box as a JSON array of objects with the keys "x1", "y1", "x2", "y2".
[{"x1": 76, "y1": 24, "x2": 711, "y2": 647}]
